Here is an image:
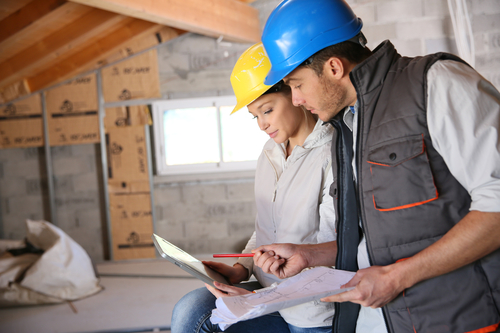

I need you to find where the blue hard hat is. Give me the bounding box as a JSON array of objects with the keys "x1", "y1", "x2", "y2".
[{"x1": 262, "y1": 0, "x2": 363, "y2": 85}]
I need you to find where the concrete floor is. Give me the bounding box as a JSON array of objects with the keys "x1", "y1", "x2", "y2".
[{"x1": 0, "y1": 256, "x2": 237, "y2": 333}]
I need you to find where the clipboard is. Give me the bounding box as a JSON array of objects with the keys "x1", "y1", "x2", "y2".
[{"x1": 152, "y1": 233, "x2": 231, "y2": 285}]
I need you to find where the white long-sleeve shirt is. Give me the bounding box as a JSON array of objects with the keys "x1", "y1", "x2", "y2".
[
  {"x1": 237, "y1": 119, "x2": 337, "y2": 328},
  {"x1": 352, "y1": 60, "x2": 500, "y2": 332}
]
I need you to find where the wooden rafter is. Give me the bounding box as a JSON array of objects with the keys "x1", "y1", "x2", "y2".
[
  {"x1": 27, "y1": 22, "x2": 183, "y2": 91},
  {"x1": 0, "y1": 0, "x2": 33, "y2": 21},
  {"x1": 69, "y1": 0, "x2": 260, "y2": 43},
  {"x1": 0, "y1": 0, "x2": 67, "y2": 44},
  {"x1": 0, "y1": 8, "x2": 129, "y2": 88},
  {"x1": 0, "y1": 2, "x2": 95, "y2": 63}
]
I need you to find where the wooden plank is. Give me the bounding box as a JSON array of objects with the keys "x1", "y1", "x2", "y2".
[
  {"x1": 0, "y1": 0, "x2": 33, "y2": 21},
  {"x1": 0, "y1": 8, "x2": 127, "y2": 88},
  {"x1": 98, "y1": 26, "x2": 184, "y2": 66},
  {"x1": 0, "y1": 0, "x2": 67, "y2": 44},
  {"x1": 27, "y1": 22, "x2": 182, "y2": 91},
  {"x1": 69, "y1": 0, "x2": 260, "y2": 43},
  {"x1": 0, "y1": 2, "x2": 93, "y2": 63}
]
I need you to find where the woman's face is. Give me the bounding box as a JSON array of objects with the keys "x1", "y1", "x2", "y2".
[{"x1": 247, "y1": 92, "x2": 304, "y2": 145}]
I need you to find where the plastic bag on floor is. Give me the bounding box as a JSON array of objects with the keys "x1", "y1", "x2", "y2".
[{"x1": 0, "y1": 219, "x2": 103, "y2": 307}]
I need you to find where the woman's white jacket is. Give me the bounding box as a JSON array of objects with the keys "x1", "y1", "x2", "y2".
[{"x1": 237, "y1": 119, "x2": 336, "y2": 328}]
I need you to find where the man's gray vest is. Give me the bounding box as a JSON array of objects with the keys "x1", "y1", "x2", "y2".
[{"x1": 331, "y1": 40, "x2": 500, "y2": 332}]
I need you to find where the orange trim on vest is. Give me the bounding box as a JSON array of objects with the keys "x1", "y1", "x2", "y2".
[
  {"x1": 368, "y1": 155, "x2": 439, "y2": 212},
  {"x1": 406, "y1": 306, "x2": 417, "y2": 333},
  {"x1": 398, "y1": 274, "x2": 417, "y2": 333},
  {"x1": 372, "y1": 189, "x2": 439, "y2": 212},
  {"x1": 466, "y1": 322, "x2": 500, "y2": 333},
  {"x1": 367, "y1": 161, "x2": 391, "y2": 167}
]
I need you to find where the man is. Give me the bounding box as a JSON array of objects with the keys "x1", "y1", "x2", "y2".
[{"x1": 252, "y1": 0, "x2": 500, "y2": 332}]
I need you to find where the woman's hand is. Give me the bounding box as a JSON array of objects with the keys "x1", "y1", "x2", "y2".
[
  {"x1": 202, "y1": 261, "x2": 249, "y2": 284},
  {"x1": 205, "y1": 282, "x2": 252, "y2": 299}
]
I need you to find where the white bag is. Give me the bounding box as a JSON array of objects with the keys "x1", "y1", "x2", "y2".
[{"x1": 0, "y1": 219, "x2": 103, "y2": 307}]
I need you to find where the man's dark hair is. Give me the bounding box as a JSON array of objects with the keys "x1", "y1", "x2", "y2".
[{"x1": 304, "y1": 41, "x2": 373, "y2": 76}]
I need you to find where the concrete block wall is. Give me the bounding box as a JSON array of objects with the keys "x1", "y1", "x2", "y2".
[
  {"x1": 471, "y1": 0, "x2": 500, "y2": 88},
  {"x1": 0, "y1": 147, "x2": 48, "y2": 239},
  {"x1": 50, "y1": 144, "x2": 106, "y2": 261},
  {"x1": 0, "y1": 144, "x2": 105, "y2": 261},
  {"x1": 158, "y1": 33, "x2": 251, "y2": 99},
  {"x1": 349, "y1": 0, "x2": 500, "y2": 88},
  {"x1": 154, "y1": 180, "x2": 256, "y2": 254}
]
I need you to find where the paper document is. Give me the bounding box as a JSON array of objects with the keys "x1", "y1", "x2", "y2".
[{"x1": 210, "y1": 266, "x2": 355, "y2": 330}]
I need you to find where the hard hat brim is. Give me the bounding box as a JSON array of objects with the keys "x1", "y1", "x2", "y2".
[
  {"x1": 264, "y1": 65, "x2": 295, "y2": 86},
  {"x1": 230, "y1": 82, "x2": 271, "y2": 114}
]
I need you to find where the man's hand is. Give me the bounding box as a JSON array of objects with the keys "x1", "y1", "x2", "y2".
[
  {"x1": 321, "y1": 265, "x2": 406, "y2": 308},
  {"x1": 252, "y1": 241, "x2": 337, "y2": 279},
  {"x1": 205, "y1": 282, "x2": 252, "y2": 299},
  {"x1": 202, "y1": 261, "x2": 249, "y2": 284},
  {"x1": 252, "y1": 243, "x2": 306, "y2": 279}
]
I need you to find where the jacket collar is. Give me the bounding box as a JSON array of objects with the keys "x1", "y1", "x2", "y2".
[
  {"x1": 264, "y1": 119, "x2": 333, "y2": 171},
  {"x1": 349, "y1": 40, "x2": 400, "y2": 96}
]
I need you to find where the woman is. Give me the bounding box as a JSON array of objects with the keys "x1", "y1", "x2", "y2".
[{"x1": 171, "y1": 43, "x2": 336, "y2": 333}]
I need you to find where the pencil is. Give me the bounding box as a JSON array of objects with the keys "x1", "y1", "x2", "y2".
[{"x1": 213, "y1": 253, "x2": 255, "y2": 258}]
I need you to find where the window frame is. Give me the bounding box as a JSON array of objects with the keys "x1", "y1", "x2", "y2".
[{"x1": 152, "y1": 95, "x2": 261, "y2": 176}]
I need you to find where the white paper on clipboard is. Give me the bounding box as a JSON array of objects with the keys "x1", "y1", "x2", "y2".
[{"x1": 211, "y1": 266, "x2": 355, "y2": 330}]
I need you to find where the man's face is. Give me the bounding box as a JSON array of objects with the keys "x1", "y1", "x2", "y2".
[{"x1": 284, "y1": 64, "x2": 349, "y2": 122}]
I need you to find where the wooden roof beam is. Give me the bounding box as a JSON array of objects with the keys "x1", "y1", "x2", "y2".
[
  {"x1": 0, "y1": 0, "x2": 67, "y2": 44},
  {"x1": 0, "y1": 2, "x2": 94, "y2": 63},
  {"x1": 0, "y1": 0, "x2": 33, "y2": 21},
  {"x1": 69, "y1": 0, "x2": 260, "y2": 43},
  {"x1": 0, "y1": 8, "x2": 128, "y2": 88},
  {"x1": 27, "y1": 22, "x2": 183, "y2": 91}
]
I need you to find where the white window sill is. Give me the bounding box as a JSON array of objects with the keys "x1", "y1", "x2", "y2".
[{"x1": 153, "y1": 169, "x2": 255, "y2": 185}]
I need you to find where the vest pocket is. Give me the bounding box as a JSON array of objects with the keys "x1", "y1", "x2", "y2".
[{"x1": 367, "y1": 134, "x2": 438, "y2": 211}]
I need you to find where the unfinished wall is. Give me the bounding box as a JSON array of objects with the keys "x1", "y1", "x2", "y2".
[
  {"x1": 154, "y1": 180, "x2": 256, "y2": 254},
  {"x1": 0, "y1": 0, "x2": 499, "y2": 262},
  {"x1": 50, "y1": 145, "x2": 106, "y2": 261},
  {"x1": 0, "y1": 144, "x2": 106, "y2": 260},
  {"x1": 349, "y1": 0, "x2": 500, "y2": 88},
  {"x1": 0, "y1": 148, "x2": 48, "y2": 238},
  {"x1": 158, "y1": 34, "x2": 251, "y2": 99}
]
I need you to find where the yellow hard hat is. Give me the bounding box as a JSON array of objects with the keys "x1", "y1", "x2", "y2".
[{"x1": 230, "y1": 42, "x2": 272, "y2": 114}]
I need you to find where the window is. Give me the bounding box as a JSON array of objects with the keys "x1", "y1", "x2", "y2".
[{"x1": 152, "y1": 96, "x2": 268, "y2": 175}]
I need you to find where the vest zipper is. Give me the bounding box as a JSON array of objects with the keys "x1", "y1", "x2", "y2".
[{"x1": 355, "y1": 95, "x2": 392, "y2": 331}]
